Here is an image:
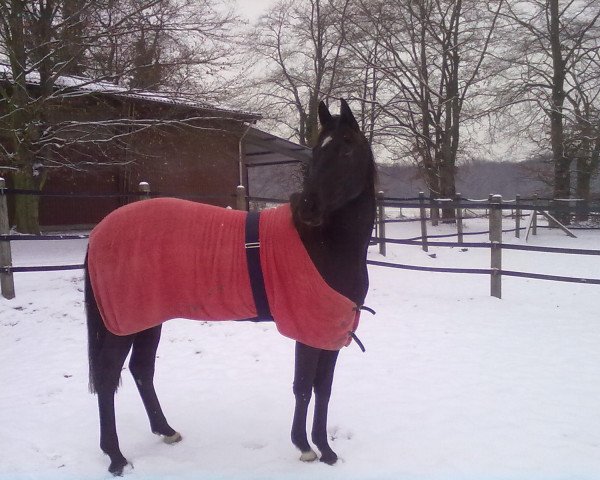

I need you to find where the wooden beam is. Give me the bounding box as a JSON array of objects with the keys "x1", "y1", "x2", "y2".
[{"x1": 537, "y1": 210, "x2": 577, "y2": 238}]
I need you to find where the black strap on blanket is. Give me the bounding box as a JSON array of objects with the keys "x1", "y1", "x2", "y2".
[{"x1": 244, "y1": 211, "x2": 273, "y2": 322}]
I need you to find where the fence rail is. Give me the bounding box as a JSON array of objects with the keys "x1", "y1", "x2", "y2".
[
  {"x1": 1, "y1": 182, "x2": 599, "y2": 299},
  {"x1": 0, "y1": 264, "x2": 84, "y2": 273},
  {"x1": 372, "y1": 191, "x2": 600, "y2": 296}
]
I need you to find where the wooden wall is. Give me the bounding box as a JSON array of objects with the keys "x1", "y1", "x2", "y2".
[{"x1": 36, "y1": 98, "x2": 244, "y2": 228}]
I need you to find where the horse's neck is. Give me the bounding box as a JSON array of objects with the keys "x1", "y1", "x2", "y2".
[{"x1": 297, "y1": 191, "x2": 375, "y2": 305}]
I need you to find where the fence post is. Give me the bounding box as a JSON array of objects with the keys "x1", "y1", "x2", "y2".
[
  {"x1": 377, "y1": 191, "x2": 386, "y2": 256},
  {"x1": 515, "y1": 194, "x2": 521, "y2": 239},
  {"x1": 456, "y1": 193, "x2": 463, "y2": 244},
  {"x1": 138, "y1": 181, "x2": 151, "y2": 201},
  {"x1": 0, "y1": 178, "x2": 15, "y2": 299},
  {"x1": 236, "y1": 185, "x2": 247, "y2": 211},
  {"x1": 490, "y1": 194, "x2": 502, "y2": 299},
  {"x1": 419, "y1": 192, "x2": 429, "y2": 252}
]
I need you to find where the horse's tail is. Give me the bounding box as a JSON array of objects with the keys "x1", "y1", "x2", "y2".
[{"x1": 85, "y1": 253, "x2": 107, "y2": 394}]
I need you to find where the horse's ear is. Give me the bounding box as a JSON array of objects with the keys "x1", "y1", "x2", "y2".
[
  {"x1": 340, "y1": 99, "x2": 360, "y2": 132},
  {"x1": 318, "y1": 101, "x2": 334, "y2": 129}
]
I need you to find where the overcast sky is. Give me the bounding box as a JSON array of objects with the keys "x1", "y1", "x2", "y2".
[{"x1": 235, "y1": 0, "x2": 275, "y2": 21}]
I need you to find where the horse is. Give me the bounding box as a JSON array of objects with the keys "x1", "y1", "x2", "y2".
[{"x1": 85, "y1": 98, "x2": 376, "y2": 476}]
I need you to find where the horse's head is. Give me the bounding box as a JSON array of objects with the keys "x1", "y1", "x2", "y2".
[{"x1": 292, "y1": 99, "x2": 375, "y2": 228}]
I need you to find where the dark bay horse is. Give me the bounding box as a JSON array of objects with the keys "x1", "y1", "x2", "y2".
[{"x1": 85, "y1": 99, "x2": 376, "y2": 475}]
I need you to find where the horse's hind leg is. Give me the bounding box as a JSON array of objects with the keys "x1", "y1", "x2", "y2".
[
  {"x1": 311, "y1": 348, "x2": 340, "y2": 465},
  {"x1": 86, "y1": 267, "x2": 135, "y2": 475},
  {"x1": 95, "y1": 334, "x2": 135, "y2": 476},
  {"x1": 129, "y1": 326, "x2": 181, "y2": 444}
]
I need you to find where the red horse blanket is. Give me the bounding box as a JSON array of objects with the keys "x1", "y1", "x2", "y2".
[{"x1": 88, "y1": 198, "x2": 359, "y2": 350}]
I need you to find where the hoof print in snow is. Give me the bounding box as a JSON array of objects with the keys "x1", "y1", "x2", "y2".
[{"x1": 242, "y1": 441, "x2": 266, "y2": 450}]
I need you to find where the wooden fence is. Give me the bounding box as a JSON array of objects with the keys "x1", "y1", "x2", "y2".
[
  {"x1": 372, "y1": 191, "x2": 600, "y2": 298},
  {"x1": 1, "y1": 180, "x2": 599, "y2": 300}
]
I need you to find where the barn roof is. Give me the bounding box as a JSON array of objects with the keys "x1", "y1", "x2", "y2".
[
  {"x1": 0, "y1": 64, "x2": 260, "y2": 121},
  {"x1": 1, "y1": 64, "x2": 311, "y2": 166}
]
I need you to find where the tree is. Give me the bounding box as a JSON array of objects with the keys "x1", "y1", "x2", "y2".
[
  {"x1": 246, "y1": 0, "x2": 355, "y2": 147},
  {"x1": 0, "y1": 0, "x2": 239, "y2": 233},
  {"x1": 352, "y1": 0, "x2": 505, "y2": 220},
  {"x1": 498, "y1": 0, "x2": 600, "y2": 215},
  {"x1": 340, "y1": 0, "x2": 386, "y2": 147},
  {"x1": 86, "y1": 0, "x2": 239, "y2": 96},
  {"x1": 563, "y1": 26, "x2": 600, "y2": 218},
  {"x1": 0, "y1": 0, "x2": 77, "y2": 233}
]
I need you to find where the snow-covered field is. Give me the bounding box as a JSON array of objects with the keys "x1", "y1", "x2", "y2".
[{"x1": 1, "y1": 218, "x2": 599, "y2": 480}]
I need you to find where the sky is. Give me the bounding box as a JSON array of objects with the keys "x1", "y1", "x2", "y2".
[{"x1": 235, "y1": 0, "x2": 276, "y2": 21}]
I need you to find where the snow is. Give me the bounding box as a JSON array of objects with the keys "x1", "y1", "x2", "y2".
[{"x1": 1, "y1": 218, "x2": 599, "y2": 479}]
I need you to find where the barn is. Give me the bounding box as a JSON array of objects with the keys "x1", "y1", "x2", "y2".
[{"x1": 0, "y1": 70, "x2": 310, "y2": 229}]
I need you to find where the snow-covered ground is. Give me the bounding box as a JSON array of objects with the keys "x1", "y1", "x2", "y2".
[{"x1": 1, "y1": 218, "x2": 599, "y2": 480}]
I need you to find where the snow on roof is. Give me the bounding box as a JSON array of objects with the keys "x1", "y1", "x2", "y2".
[{"x1": 0, "y1": 64, "x2": 259, "y2": 120}]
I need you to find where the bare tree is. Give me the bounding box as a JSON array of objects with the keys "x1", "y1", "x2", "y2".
[
  {"x1": 498, "y1": 0, "x2": 600, "y2": 214},
  {"x1": 0, "y1": 0, "x2": 240, "y2": 233},
  {"x1": 341, "y1": 0, "x2": 387, "y2": 147},
  {"x1": 86, "y1": 0, "x2": 240, "y2": 96},
  {"x1": 246, "y1": 0, "x2": 355, "y2": 147},
  {"x1": 0, "y1": 0, "x2": 85, "y2": 233},
  {"x1": 352, "y1": 0, "x2": 504, "y2": 220},
  {"x1": 564, "y1": 23, "x2": 600, "y2": 217}
]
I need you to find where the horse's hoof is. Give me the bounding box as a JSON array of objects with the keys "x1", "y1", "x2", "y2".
[
  {"x1": 319, "y1": 451, "x2": 338, "y2": 465},
  {"x1": 299, "y1": 449, "x2": 318, "y2": 462},
  {"x1": 108, "y1": 458, "x2": 131, "y2": 476},
  {"x1": 162, "y1": 432, "x2": 182, "y2": 444}
]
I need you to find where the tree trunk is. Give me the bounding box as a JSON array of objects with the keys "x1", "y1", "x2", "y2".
[
  {"x1": 575, "y1": 158, "x2": 591, "y2": 222},
  {"x1": 439, "y1": 161, "x2": 457, "y2": 223},
  {"x1": 12, "y1": 169, "x2": 42, "y2": 235},
  {"x1": 305, "y1": 91, "x2": 320, "y2": 148},
  {"x1": 422, "y1": 161, "x2": 440, "y2": 226},
  {"x1": 574, "y1": 136, "x2": 599, "y2": 222},
  {"x1": 548, "y1": 0, "x2": 570, "y2": 224}
]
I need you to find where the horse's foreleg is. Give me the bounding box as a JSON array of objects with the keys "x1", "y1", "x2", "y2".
[
  {"x1": 291, "y1": 342, "x2": 320, "y2": 461},
  {"x1": 311, "y1": 349, "x2": 339, "y2": 465},
  {"x1": 129, "y1": 326, "x2": 181, "y2": 444},
  {"x1": 95, "y1": 335, "x2": 134, "y2": 476}
]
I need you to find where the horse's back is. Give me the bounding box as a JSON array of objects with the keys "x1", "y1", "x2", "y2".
[{"x1": 87, "y1": 198, "x2": 256, "y2": 335}]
